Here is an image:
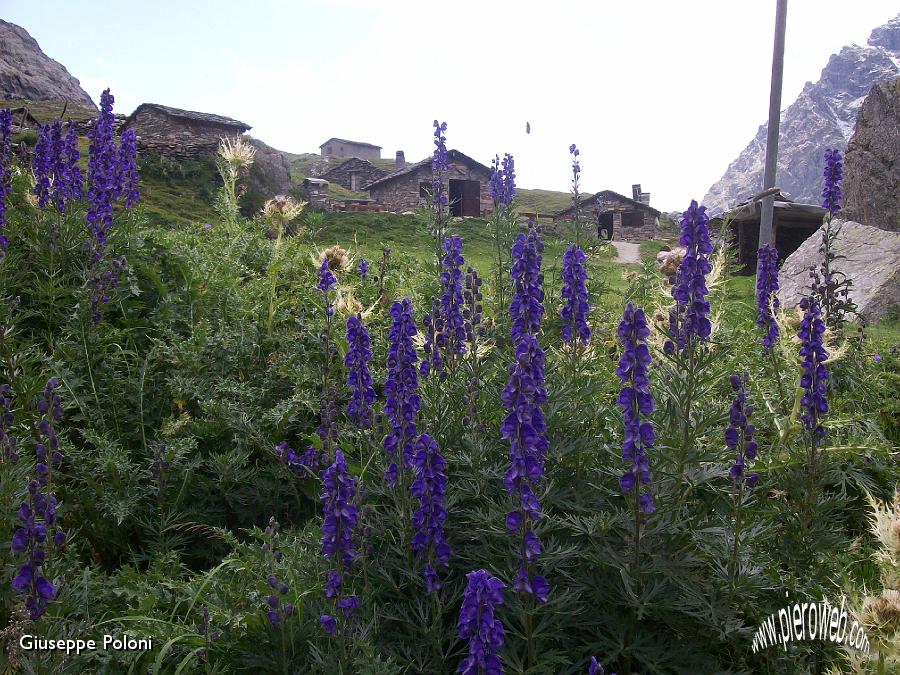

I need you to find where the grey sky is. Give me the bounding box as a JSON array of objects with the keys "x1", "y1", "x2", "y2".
[{"x1": 4, "y1": 0, "x2": 897, "y2": 211}]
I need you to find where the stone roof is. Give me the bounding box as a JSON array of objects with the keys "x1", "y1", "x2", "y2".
[
  {"x1": 555, "y1": 190, "x2": 661, "y2": 218},
  {"x1": 708, "y1": 191, "x2": 826, "y2": 223},
  {"x1": 124, "y1": 103, "x2": 251, "y2": 131},
  {"x1": 363, "y1": 149, "x2": 491, "y2": 190},
  {"x1": 319, "y1": 137, "x2": 382, "y2": 150}
]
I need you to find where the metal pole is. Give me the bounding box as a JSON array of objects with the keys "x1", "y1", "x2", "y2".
[{"x1": 757, "y1": 0, "x2": 788, "y2": 274}]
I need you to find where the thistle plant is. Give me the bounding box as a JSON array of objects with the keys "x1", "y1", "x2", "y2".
[
  {"x1": 216, "y1": 134, "x2": 255, "y2": 227},
  {"x1": 0, "y1": 108, "x2": 11, "y2": 254},
  {"x1": 263, "y1": 194, "x2": 306, "y2": 336},
  {"x1": 383, "y1": 298, "x2": 420, "y2": 487},
  {"x1": 410, "y1": 432, "x2": 450, "y2": 592},
  {"x1": 457, "y1": 569, "x2": 506, "y2": 675}
]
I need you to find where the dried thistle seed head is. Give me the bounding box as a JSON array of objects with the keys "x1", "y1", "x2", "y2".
[
  {"x1": 218, "y1": 135, "x2": 256, "y2": 171},
  {"x1": 315, "y1": 245, "x2": 350, "y2": 273},
  {"x1": 262, "y1": 194, "x2": 306, "y2": 224}
]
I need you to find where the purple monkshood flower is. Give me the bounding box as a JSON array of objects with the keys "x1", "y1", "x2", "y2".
[
  {"x1": 502, "y1": 154, "x2": 516, "y2": 205},
  {"x1": 1, "y1": 382, "x2": 18, "y2": 463},
  {"x1": 667, "y1": 200, "x2": 713, "y2": 353},
  {"x1": 264, "y1": 573, "x2": 292, "y2": 627},
  {"x1": 432, "y1": 236, "x2": 468, "y2": 368},
  {"x1": 318, "y1": 258, "x2": 336, "y2": 317},
  {"x1": 320, "y1": 451, "x2": 359, "y2": 633},
  {"x1": 488, "y1": 153, "x2": 516, "y2": 209},
  {"x1": 383, "y1": 299, "x2": 420, "y2": 486},
  {"x1": 432, "y1": 120, "x2": 449, "y2": 208},
  {"x1": 33, "y1": 121, "x2": 83, "y2": 213},
  {"x1": 756, "y1": 245, "x2": 780, "y2": 354},
  {"x1": 821, "y1": 148, "x2": 843, "y2": 217},
  {"x1": 0, "y1": 108, "x2": 12, "y2": 252},
  {"x1": 488, "y1": 155, "x2": 503, "y2": 205},
  {"x1": 569, "y1": 143, "x2": 581, "y2": 179},
  {"x1": 345, "y1": 314, "x2": 375, "y2": 430},
  {"x1": 410, "y1": 433, "x2": 451, "y2": 592},
  {"x1": 356, "y1": 258, "x2": 369, "y2": 280},
  {"x1": 798, "y1": 296, "x2": 829, "y2": 445},
  {"x1": 457, "y1": 569, "x2": 505, "y2": 675},
  {"x1": 616, "y1": 302, "x2": 655, "y2": 514},
  {"x1": 115, "y1": 128, "x2": 140, "y2": 208},
  {"x1": 86, "y1": 89, "x2": 118, "y2": 264},
  {"x1": 561, "y1": 244, "x2": 591, "y2": 345},
  {"x1": 726, "y1": 373, "x2": 758, "y2": 487},
  {"x1": 509, "y1": 232, "x2": 545, "y2": 344},
  {"x1": 463, "y1": 266, "x2": 484, "y2": 350}
]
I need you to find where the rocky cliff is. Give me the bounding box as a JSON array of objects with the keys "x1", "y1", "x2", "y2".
[
  {"x1": 0, "y1": 19, "x2": 97, "y2": 109},
  {"x1": 842, "y1": 77, "x2": 900, "y2": 231},
  {"x1": 703, "y1": 14, "x2": 900, "y2": 214}
]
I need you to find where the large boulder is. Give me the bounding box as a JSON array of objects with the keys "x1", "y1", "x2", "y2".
[
  {"x1": 241, "y1": 138, "x2": 295, "y2": 216},
  {"x1": 842, "y1": 77, "x2": 900, "y2": 231},
  {"x1": 779, "y1": 219, "x2": 900, "y2": 321}
]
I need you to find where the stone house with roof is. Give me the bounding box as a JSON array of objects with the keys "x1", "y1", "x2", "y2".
[
  {"x1": 555, "y1": 185, "x2": 661, "y2": 240},
  {"x1": 363, "y1": 149, "x2": 492, "y2": 216},
  {"x1": 319, "y1": 138, "x2": 382, "y2": 161},
  {"x1": 319, "y1": 157, "x2": 388, "y2": 192},
  {"x1": 121, "y1": 103, "x2": 251, "y2": 159}
]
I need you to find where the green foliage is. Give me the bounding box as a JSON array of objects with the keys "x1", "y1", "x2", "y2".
[{"x1": 0, "y1": 151, "x2": 897, "y2": 674}]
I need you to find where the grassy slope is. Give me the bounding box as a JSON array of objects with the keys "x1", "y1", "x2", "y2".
[{"x1": 0, "y1": 98, "x2": 96, "y2": 124}]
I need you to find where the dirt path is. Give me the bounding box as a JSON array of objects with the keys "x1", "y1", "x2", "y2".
[{"x1": 612, "y1": 241, "x2": 641, "y2": 264}]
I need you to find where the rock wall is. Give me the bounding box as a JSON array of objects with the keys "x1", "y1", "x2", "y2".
[
  {"x1": 842, "y1": 77, "x2": 900, "y2": 231},
  {"x1": 555, "y1": 195, "x2": 658, "y2": 241},
  {"x1": 0, "y1": 20, "x2": 97, "y2": 109},
  {"x1": 320, "y1": 158, "x2": 387, "y2": 191},
  {"x1": 123, "y1": 107, "x2": 245, "y2": 160}
]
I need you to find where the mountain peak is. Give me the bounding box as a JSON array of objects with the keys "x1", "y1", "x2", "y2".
[
  {"x1": 0, "y1": 19, "x2": 97, "y2": 110},
  {"x1": 867, "y1": 13, "x2": 900, "y2": 51}
]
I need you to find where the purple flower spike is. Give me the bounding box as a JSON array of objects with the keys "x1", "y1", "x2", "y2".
[
  {"x1": 457, "y1": 569, "x2": 505, "y2": 675},
  {"x1": 726, "y1": 372, "x2": 758, "y2": 486},
  {"x1": 616, "y1": 302, "x2": 655, "y2": 514},
  {"x1": 755, "y1": 245, "x2": 780, "y2": 354},
  {"x1": 0, "y1": 109, "x2": 12, "y2": 252},
  {"x1": 383, "y1": 299, "x2": 419, "y2": 485},
  {"x1": 821, "y1": 148, "x2": 843, "y2": 216},
  {"x1": 356, "y1": 258, "x2": 369, "y2": 279},
  {"x1": 669, "y1": 200, "x2": 712, "y2": 351},
  {"x1": 320, "y1": 451, "x2": 359, "y2": 634},
  {"x1": 561, "y1": 244, "x2": 591, "y2": 345},
  {"x1": 345, "y1": 314, "x2": 375, "y2": 430},
  {"x1": 798, "y1": 297, "x2": 829, "y2": 444},
  {"x1": 410, "y1": 433, "x2": 451, "y2": 591}
]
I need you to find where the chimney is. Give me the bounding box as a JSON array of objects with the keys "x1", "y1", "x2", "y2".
[
  {"x1": 395, "y1": 150, "x2": 406, "y2": 169},
  {"x1": 632, "y1": 184, "x2": 642, "y2": 201},
  {"x1": 640, "y1": 192, "x2": 650, "y2": 206}
]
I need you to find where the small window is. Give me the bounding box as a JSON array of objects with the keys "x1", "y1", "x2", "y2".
[{"x1": 621, "y1": 211, "x2": 633, "y2": 227}]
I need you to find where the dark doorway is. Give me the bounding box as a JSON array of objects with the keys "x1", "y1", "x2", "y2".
[
  {"x1": 449, "y1": 179, "x2": 481, "y2": 217},
  {"x1": 597, "y1": 212, "x2": 614, "y2": 240}
]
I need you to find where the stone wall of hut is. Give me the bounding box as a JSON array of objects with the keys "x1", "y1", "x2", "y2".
[
  {"x1": 320, "y1": 140, "x2": 381, "y2": 161},
  {"x1": 557, "y1": 194, "x2": 658, "y2": 240},
  {"x1": 368, "y1": 160, "x2": 491, "y2": 215},
  {"x1": 123, "y1": 107, "x2": 245, "y2": 160}
]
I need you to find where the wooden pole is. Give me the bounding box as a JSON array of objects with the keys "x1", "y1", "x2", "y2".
[{"x1": 757, "y1": 0, "x2": 788, "y2": 273}]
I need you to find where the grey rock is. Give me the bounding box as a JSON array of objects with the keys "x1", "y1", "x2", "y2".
[
  {"x1": 0, "y1": 20, "x2": 96, "y2": 109},
  {"x1": 703, "y1": 14, "x2": 900, "y2": 214},
  {"x1": 778, "y1": 219, "x2": 900, "y2": 321},
  {"x1": 240, "y1": 138, "x2": 294, "y2": 216},
  {"x1": 842, "y1": 77, "x2": 900, "y2": 231}
]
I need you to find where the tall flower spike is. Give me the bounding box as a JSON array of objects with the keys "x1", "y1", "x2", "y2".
[
  {"x1": 86, "y1": 88, "x2": 118, "y2": 263},
  {"x1": 345, "y1": 314, "x2": 375, "y2": 430},
  {"x1": 457, "y1": 569, "x2": 506, "y2": 675},
  {"x1": 318, "y1": 258, "x2": 336, "y2": 317},
  {"x1": 798, "y1": 296, "x2": 829, "y2": 444},
  {"x1": 115, "y1": 128, "x2": 140, "y2": 207},
  {"x1": 616, "y1": 302, "x2": 655, "y2": 514},
  {"x1": 667, "y1": 200, "x2": 712, "y2": 352},
  {"x1": 410, "y1": 433, "x2": 451, "y2": 592},
  {"x1": 434, "y1": 236, "x2": 468, "y2": 367},
  {"x1": 320, "y1": 451, "x2": 359, "y2": 633},
  {"x1": 726, "y1": 372, "x2": 758, "y2": 487},
  {"x1": 561, "y1": 243, "x2": 591, "y2": 345},
  {"x1": 508, "y1": 232, "x2": 545, "y2": 343},
  {"x1": 0, "y1": 108, "x2": 12, "y2": 252},
  {"x1": 821, "y1": 148, "x2": 843, "y2": 217},
  {"x1": 383, "y1": 299, "x2": 420, "y2": 485},
  {"x1": 755, "y1": 244, "x2": 780, "y2": 354},
  {"x1": 432, "y1": 120, "x2": 449, "y2": 207},
  {"x1": 0, "y1": 383, "x2": 17, "y2": 463}
]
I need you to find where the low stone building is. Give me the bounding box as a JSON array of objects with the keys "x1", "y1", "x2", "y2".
[
  {"x1": 319, "y1": 137, "x2": 381, "y2": 161},
  {"x1": 708, "y1": 191, "x2": 825, "y2": 274},
  {"x1": 363, "y1": 149, "x2": 492, "y2": 216},
  {"x1": 318, "y1": 157, "x2": 388, "y2": 192},
  {"x1": 303, "y1": 178, "x2": 330, "y2": 211},
  {"x1": 121, "y1": 103, "x2": 251, "y2": 159},
  {"x1": 554, "y1": 186, "x2": 660, "y2": 241}
]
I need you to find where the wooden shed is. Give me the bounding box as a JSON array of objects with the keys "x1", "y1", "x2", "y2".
[
  {"x1": 121, "y1": 103, "x2": 251, "y2": 160},
  {"x1": 709, "y1": 191, "x2": 826, "y2": 274},
  {"x1": 363, "y1": 149, "x2": 492, "y2": 217}
]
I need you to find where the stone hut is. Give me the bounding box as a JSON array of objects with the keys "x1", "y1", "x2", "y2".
[
  {"x1": 554, "y1": 186, "x2": 660, "y2": 241},
  {"x1": 708, "y1": 191, "x2": 825, "y2": 274},
  {"x1": 319, "y1": 157, "x2": 388, "y2": 192},
  {"x1": 303, "y1": 177, "x2": 330, "y2": 211},
  {"x1": 364, "y1": 149, "x2": 492, "y2": 216},
  {"x1": 121, "y1": 103, "x2": 251, "y2": 159},
  {"x1": 319, "y1": 138, "x2": 381, "y2": 161}
]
